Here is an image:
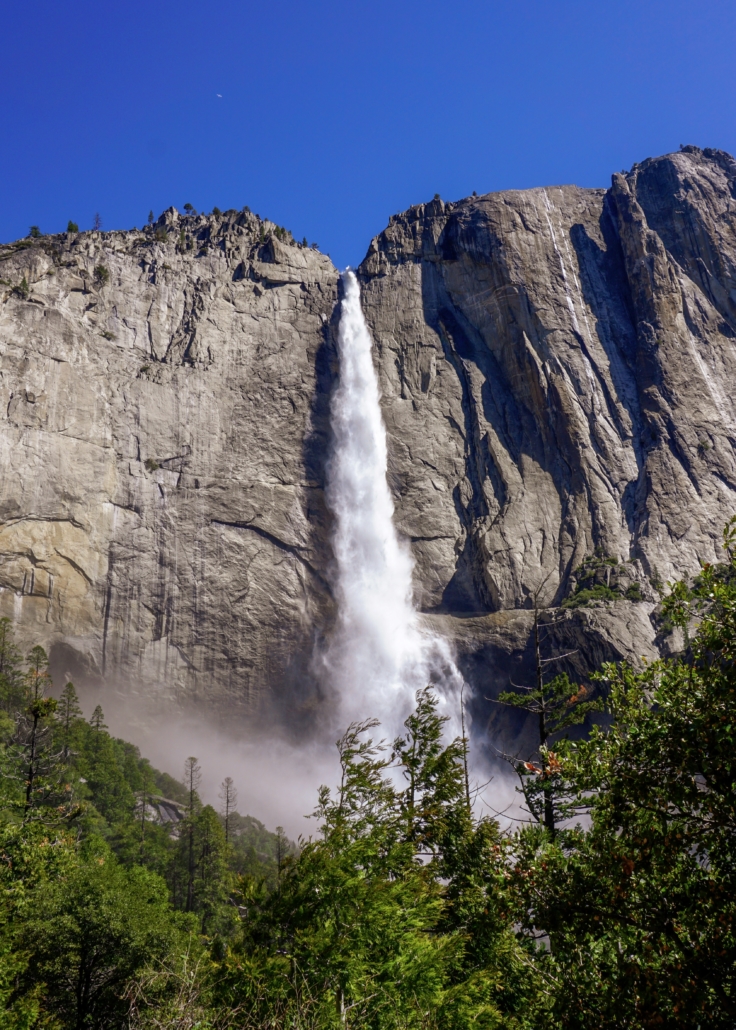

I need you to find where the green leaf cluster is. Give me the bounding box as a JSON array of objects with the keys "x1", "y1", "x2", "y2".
[{"x1": 3, "y1": 514, "x2": 736, "y2": 1027}]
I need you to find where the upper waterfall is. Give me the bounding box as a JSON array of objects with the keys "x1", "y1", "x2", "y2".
[{"x1": 323, "y1": 270, "x2": 463, "y2": 733}]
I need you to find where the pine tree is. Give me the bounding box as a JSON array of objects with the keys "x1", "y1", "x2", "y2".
[
  {"x1": 88, "y1": 704, "x2": 107, "y2": 752},
  {"x1": 183, "y1": 757, "x2": 201, "y2": 912},
  {"x1": 56, "y1": 682, "x2": 82, "y2": 761},
  {"x1": 10, "y1": 648, "x2": 60, "y2": 818},
  {"x1": 0, "y1": 618, "x2": 24, "y2": 715},
  {"x1": 218, "y1": 776, "x2": 237, "y2": 845},
  {"x1": 393, "y1": 687, "x2": 471, "y2": 855},
  {"x1": 25, "y1": 646, "x2": 51, "y2": 703},
  {"x1": 496, "y1": 590, "x2": 599, "y2": 838},
  {"x1": 274, "y1": 825, "x2": 288, "y2": 888},
  {"x1": 192, "y1": 805, "x2": 229, "y2": 932}
]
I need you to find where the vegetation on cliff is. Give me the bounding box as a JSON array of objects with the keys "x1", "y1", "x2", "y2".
[{"x1": 1, "y1": 521, "x2": 736, "y2": 1027}]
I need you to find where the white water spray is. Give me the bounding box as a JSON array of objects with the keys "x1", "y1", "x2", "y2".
[{"x1": 324, "y1": 271, "x2": 464, "y2": 734}]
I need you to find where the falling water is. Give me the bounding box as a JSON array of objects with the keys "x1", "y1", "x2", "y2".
[{"x1": 323, "y1": 270, "x2": 464, "y2": 734}]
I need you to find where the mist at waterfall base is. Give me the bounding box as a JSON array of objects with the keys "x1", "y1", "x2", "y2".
[{"x1": 321, "y1": 271, "x2": 464, "y2": 739}]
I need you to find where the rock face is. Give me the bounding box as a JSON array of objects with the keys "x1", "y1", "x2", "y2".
[
  {"x1": 0, "y1": 210, "x2": 338, "y2": 711},
  {"x1": 358, "y1": 145, "x2": 736, "y2": 694},
  {"x1": 1, "y1": 146, "x2": 736, "y2": 718}
]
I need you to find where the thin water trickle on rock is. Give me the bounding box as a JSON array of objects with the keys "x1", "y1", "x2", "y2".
[{"x1": 323, "y1": 270, "x2": 464, "y2": 735}]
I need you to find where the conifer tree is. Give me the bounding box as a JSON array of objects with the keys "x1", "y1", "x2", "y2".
[
  {"x1": 89, "y1": 704, "x2": 107, "y2": 732},
  {"x1": 218, "y1": 776, "x2": 237, "y2": 844},
  {"x1": 0, "y1": 618, "x2": 24, "y2": 715},
  {"x1": 274, "y1": 825, "x2": 288, "y2": 887},
  {"x1": 26, "y1": 646, "x2": 51, "y2": 703},
  {"x1": 56, "y1": 681, "x2": 83, "y2": 761},
  {"x1": 9, "y1": 647, "x2": 60, "y2": 818},
  {"x1": 496, "y1": 589, "x2": 599, "y2": 838},
  {"x1": 183, "y1": 757, "x2": 201, "y2": 912}
]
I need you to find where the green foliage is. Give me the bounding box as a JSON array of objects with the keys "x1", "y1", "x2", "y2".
[
  {"x1": 172, "y1": 805, "x2": 233, "y2": 933},
  {"x1": 13, "y1": 276, "x2": 29, "y2": 300},
  {"x1": 93, "y1": 264, "x2": 110, "y2": 285},
  {"x1": 2, "y1": 521, "x2": 736, "y2": 1028},
  {"x1": 144, "y1": 458, "x2": 160, "y2": 471},
  {"x1": 562, "y1": 551, "x2": 647, "y2": 608},
  {"x1": 148, "y1": 210, "x2": 154, "y2": 224},
  {"x1": 0, "y1": 619, "x2": 24, "y2": 715},
  {"x1": 561, "y1": 583, "x2": 618, "y2": 608},
  {"x1": 17, "y1": 841, "x2": 186, "y2": 1030},
  {"x1": 66, "y1": 220, "x2": 79, "y2": 233},
  {"x1": 0, "y1": 820, "x2": 77, "y2": 1028},
  {"x1": 28, "y1": 226, "x2": 41, "y2": 238},
  {"x1": 212, "y1": 206, "x2": 222, "y2": 218},
  {"x1": 510, "y1": 515, "x2": 736, "y2": 1027},
  {"x1": 499, "y1": 672, "x2": 601, "y2": 839},
  {"x1": 216, "y1": 700, "x2": 537, "y2": 1029}
]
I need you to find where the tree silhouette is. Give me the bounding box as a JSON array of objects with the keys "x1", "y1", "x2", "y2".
[
  {"x1": 56, "y1": 681, "x2": 82, "y2": 761},
  {"x1": 183, "y1": 757, "x2": 202, "y2": 911},
  {"x1": 218, "y1": 776, "x2": 237, "y2": 844}
]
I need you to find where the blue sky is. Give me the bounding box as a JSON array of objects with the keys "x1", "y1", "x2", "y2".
[{"x1": 1, "y1": 0, "x2": 734, "y2": 269}]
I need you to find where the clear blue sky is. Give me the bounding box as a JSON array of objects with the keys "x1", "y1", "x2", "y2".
[{"x1": 2, "y1": 0, "x2": 734, "y2": 269}]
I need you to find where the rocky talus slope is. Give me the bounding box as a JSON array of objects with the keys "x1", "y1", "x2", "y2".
[{"x1": 1, "y1": 146, "x2": 735, "y2": 719}]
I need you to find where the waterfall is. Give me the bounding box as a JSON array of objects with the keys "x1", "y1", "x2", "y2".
[{"x1": 323, "y1": 270, "x2": 464, "y2": 734}]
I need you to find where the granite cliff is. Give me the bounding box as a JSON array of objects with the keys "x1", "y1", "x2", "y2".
[{"x1": 1, "y1": 146, "x2": 735, "y2": 722}]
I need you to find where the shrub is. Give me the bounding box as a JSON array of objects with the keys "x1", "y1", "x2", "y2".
[
  {"x1": 14, "y1": 277, "x2": 29, "y2": 299},
  {"x1": 561, "y1": 583, "x2": 618, "y2": 609},
  {"x1": 144, "y1": 458, "x2": 160, "y2": 472},
  {"x1": 28, "y1": 225, "x2": 41, "y2": 238},
  {"x1": 66, "y1": 220, "x2": 78, "y2": 233},
  {"x1": 100, "y1": 330, "x2": 116, "y2": 341},
  {"x1": 154, "y1": 228, "x2": 168, "y2": 243},
  {"x1": 94, "y1": 265, "x2": 110, "y2": 286}
]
